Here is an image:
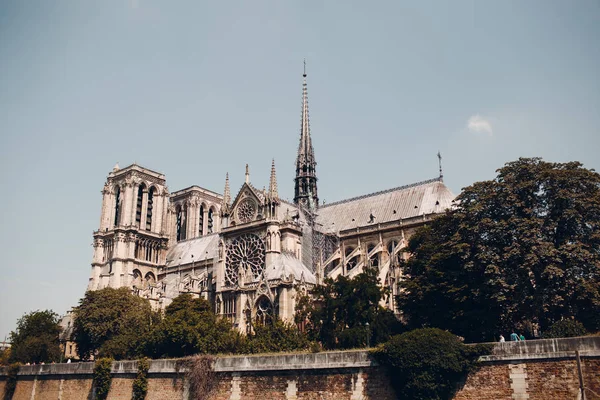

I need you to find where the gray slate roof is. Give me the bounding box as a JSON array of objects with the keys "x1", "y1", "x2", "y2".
[
  {"x1": 315, "y1": 178, "x2": 455, "y2": 233},
  {"x1": 165, "y1": 233, "x2": 220, "y2": 267},
  {"x1": 264, "y1": 252, "x2": 316, "y2": 284}
]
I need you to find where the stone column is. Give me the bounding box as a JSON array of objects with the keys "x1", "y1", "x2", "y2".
[
  {"x1": 202, "y1": 208, "x2": 209, "y2": 236},
  {"x1": 121, "y1": 183, "x2": 134, "y2": 227},
  {"x1": 153, "y1": 194, "x2": 163, "y2": 234},
  {"x1": 140, "y1": 188, "x2": 149, "y2": 230}
]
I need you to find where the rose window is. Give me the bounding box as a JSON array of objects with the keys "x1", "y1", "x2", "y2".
[
  {"x1": 237, "y1": 199, "x2": 256, "y2": 224},
  {"x1": 225, "y1": 233, "x2": 265, "y2": 286}
]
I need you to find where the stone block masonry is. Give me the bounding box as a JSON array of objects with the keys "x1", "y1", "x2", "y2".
[{"x1": 0, "y1": 337, "x2": 598, "y2": 400}]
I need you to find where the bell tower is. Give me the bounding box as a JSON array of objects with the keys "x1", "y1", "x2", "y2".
[
  {"x1": 89, "y1": 163, "x2": 170, "y2": 293},
  {"x1": 294, "y1": 62, "x2": 319, "y2": 210}
]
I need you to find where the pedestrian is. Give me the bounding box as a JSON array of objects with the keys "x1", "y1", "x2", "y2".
[
  {"x1": 499, "y1": 334, "x2": 505, "y2": 342},
  {"x1": 519, "y1": 334, "x2": 525, "y2": 341},
  {"x1": 510, "y1": 331, "x2": 519, "y2": 341}
]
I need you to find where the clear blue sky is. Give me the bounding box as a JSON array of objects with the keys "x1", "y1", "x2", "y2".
[{"x1": 1, "y1": 1, "x2": 599, "y2": 340}]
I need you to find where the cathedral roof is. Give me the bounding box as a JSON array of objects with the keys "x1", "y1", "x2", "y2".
[
  {"x1": 264, "y1": 252, "x2": 316, "y2": 284},
  {"x1": 165, "y1": 233, "x2": 220, "y2": 267},
  {"x1": 315, "y1": 177, "x2": 455, "y2": 233}
]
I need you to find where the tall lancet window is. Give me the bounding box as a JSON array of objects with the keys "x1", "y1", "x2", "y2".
[
  {"x1": 135, "y1": 184, "x2": 145, "y2": 227},
  {"x1": 207, "y1": 209, "x2": 214, "y2": 233},
  {"x1": 176, "y1": 205, "x2": 187, "y2": 242},
  {"x1": 198, "y1": 205, "x2": 204, "y2": 236},
  {"x1": 146, "y1": 187, "x2": 155, "y2": 231},
  {"x1": 114, "y1": 186, "x2": 121, "y2": 227}
]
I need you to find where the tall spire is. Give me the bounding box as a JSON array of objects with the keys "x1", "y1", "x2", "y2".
[
  {"x1": 294, "y1": 61, "x2": 319, "y2": 209},
  {"x1": 269, "y1": 159, "x2": 279, "y2": 199},
  {"x1": 437, "y1": 151, "x2": 443, "y2": 181},
  {"x1": 223, "y1": 172, "x2": 231, "y2": 208}
]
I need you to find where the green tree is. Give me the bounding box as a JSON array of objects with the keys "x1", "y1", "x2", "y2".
[
  {"x1": 0, "y1": 347, "x2": 10, "y2": 365},
  {"x1": 245, "y1": 319, "x2": 309, "y2": 354},
  {"x1": 144, "y1": 294, "x2": 241, "y2": 358},
  {"x1": 72, "y1": 288, "x2": 156, "y2": 360},
  {"x1": 372, "y1": 328, "x2": 490, "y2": 400},
  {"x1": 297, "y1": 267, "x2": 403, "y2": 349},
  {"x1": 397, "y1": 158, "x2": 600, "y2": 342},
  {"x1": 542, "y1": 319, "x2": 588, "y2": 339},
  {"x1": 9, "y1": 310, "x2": 61, "y2": 364}
]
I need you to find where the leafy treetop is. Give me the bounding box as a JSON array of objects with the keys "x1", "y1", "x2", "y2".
[{"x1": 397, "y1": 158, "x2": 600, "y2": 342}]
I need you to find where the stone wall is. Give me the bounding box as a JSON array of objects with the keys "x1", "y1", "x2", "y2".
[{"x1": 0, "y1": 337, "x2": 598, "y2": 400}]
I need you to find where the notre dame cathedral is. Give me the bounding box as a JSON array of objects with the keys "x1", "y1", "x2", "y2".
[{"x1": 87, "y1": 70, "x2": 455, "y2": 333}]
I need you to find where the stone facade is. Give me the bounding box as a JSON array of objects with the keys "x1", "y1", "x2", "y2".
[{"x1": 85, "y1": 71, "x2": 455, "y2": 331}]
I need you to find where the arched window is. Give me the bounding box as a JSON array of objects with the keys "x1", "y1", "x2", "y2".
[
  {"x1": 132, "y1": 269, "x2": 142, "y2": 288},
  {"x1": 347, "y1": 256, "x2": 359, "y2": 270},
  {"x1": 146, "y1": 187, "x2": 155, "y2": 231},
  {"x1": 114, "y1": 186, "x2": 121, "y2": 227},
  {"x1": 198, "y1": 205, "x2": 204, "y2": 236},
  {"x1": 325, "y1": 258, "x2": 340, "y2": 276},
  {"x1": 135, "y1": 184, "x2": 145, "y2": 227},
  {"x1": 145, "y1": 272, "x2": 156, "y2": 286},
  {"x1": 255, "y1": 296, "x2": 273, "y2": 326},
  {"x1": 207, "y1": 208, "x2": 214, "y2": 233},
  {"x1": 345, "y1": 247, "x2": 355, "y2": 257},
  {"x1": 387, "y1": 240, "x2": 400, "y2": 265},
  {"x1": 367, "y1": 244, "x2": 379, "y2": 267},
  {"x1": 176, "y1": 205, "x2": 187, "y2": 241}
]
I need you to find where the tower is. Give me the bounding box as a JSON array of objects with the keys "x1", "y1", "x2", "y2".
[
  {"x1": 89, "y1": 164, "x2": 170, "y2": 293},
  {"x1": 294, "y1": 63, "x2": 319, "y2": 210}
]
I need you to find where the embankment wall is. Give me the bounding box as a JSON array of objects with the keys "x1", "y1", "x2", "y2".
[{"x1": 0, "y1": 336, "x2": 598, "y2": 399}]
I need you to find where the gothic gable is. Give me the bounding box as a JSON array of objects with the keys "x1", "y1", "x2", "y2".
[{"x1": 230, "y1": 183, "x2": 264, "y2": 226}]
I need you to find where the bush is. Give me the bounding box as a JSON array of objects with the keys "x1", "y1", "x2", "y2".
[
  {"x1": 543, "y1": 319, "x2": 588, "y2": 339},
  {"x1": 132, "y1": 358, "x2": 149, "y2": 400},
  {"x1": 93, "y1": 358, "x2": 113, "y2": 400},
  {"x1": 372, "y1": 328, "x2": 491, "y2": 400}
]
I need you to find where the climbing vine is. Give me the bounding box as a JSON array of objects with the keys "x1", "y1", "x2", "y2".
[
  {"x1": 3, "y1": 363, "x2": 20, "y2": 400},
  {"x1": 93, "y1": 358, "x2": 113, "y2": 400},
  {"x1": 185, "y1": 355, "x2": 217, "y2": 400},
  {"x1": 132, "y1": 358, "x2": 149, "y2": 400}
]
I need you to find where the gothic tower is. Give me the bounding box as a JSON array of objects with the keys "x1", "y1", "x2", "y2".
[
  {"x1": 294, "y1": 64, "x2": 319, "y2": 210},
  {"x1": 89, "y1": 163, "x2": 170, "y2": 292}
]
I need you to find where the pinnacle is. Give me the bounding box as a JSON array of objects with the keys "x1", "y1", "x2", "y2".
[{"x1": 269, "y1": 159, "x2": 279, "y2": 199}]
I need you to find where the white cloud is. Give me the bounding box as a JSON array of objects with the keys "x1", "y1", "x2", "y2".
[{"x1": 467, "y1": 115, "x2": 493, "y2": 136}]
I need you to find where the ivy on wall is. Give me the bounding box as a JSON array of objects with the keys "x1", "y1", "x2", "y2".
[
  {"x1": 3, "y1": 363, "x2": 20, "y2": 400},
  {"x1": 132, "y1": 358, "x2": 149, "y2": 400},
  {"x1": 93, "y1": 358, "x2": 113, "y2": 400}
]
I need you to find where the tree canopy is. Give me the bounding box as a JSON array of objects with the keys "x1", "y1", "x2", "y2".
[
  {"x1": 372, "y1": 328, "x2": 490, "y2": 400},
  {"x1": 9, "y1": 310, "x2": 62, "y2": 364},
  {"x1": 72, "y1": 287, "x2": 157, "y2": 360},
  {"x1": 297, "y1": 267, "x2": 403, "y2": 349},
  {"x1": 144, "y1": 293, "x2": 241, "y2": 358},
  {"x1": 397, "y1": 158, "x2": 600, "y2": 342}
]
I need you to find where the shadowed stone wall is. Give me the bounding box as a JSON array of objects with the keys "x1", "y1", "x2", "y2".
[{"x1": 1, "y1": 337, "x2": 598, "y2": 400}]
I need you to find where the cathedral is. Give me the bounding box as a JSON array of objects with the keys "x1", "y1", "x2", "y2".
[{"x1": 87, "y1": 70, "x2": 456, "y2": 333}]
